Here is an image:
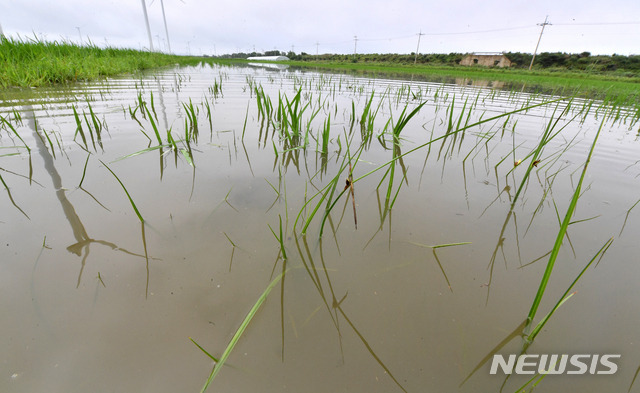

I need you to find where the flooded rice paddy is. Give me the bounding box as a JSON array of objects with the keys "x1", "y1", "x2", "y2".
[{"x1": 1, "y1": 62, "x2": 640, "y2": 392}]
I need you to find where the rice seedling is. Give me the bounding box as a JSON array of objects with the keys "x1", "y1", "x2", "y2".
[
  {"x1": 294, "y1": 132, "x2": 355, "y2": 235},
  {"x1": 97, "y1": 272, "x2": 106, "y2": 288},
  {"x1": 208, "y1": 76, "x2": 224, "y2": 99},
  {"x1": 100, "y1": 160, "x2": 144, "y2": 223},
  {"x1": 203, "y1": 98, "x2": 213, "y2": 135},
  {"x1": 71, "y1": 105, "x2": 90, "y2": 150},
  {"x1": 142, "y1": 101, "x2": 163, "y2": 146},
  {"x1": 193, "y1": 269, "x2": 288, "y2": 392},
  {"x1": 523, "y1": 116, "x2": 607, "y2": 335},
  {"x1": 320, "y1": 113, "x2": 330, "y2": 156},
  {"x1": 524, "y1": 237, "x2": 613, "y2": 349},
  {"x1": 368, "y1": 100, "x2": 426, "y2": 223},
  {"x1": 85, "y1": 101, "x2": 103, "y2": 149},
  {"x1": 507, "y1": 102, "x2": 573, "y2": 209},
  {"x1": 0, "y1": 114, "x2": 30, "y2": 153},
  {"x1": 407, "y1": 241, "x2": 471, "y2": 291},
  {"x1": 241, "y1": 102, "x2": 249, "y2": 140},
  {"x1": 0, "y1": 172, "x2": 30, "y2": 219},
  {"x1": 223, "y1": 232, "x2": 244, "y2": 272},
  {"x1": 335, "y1": 304, "x2": 408, "y2": 393},
  {"x1": 629, "y1": 365, "x2": 640, "y2": 393},
  {"x1": 182, "y1": 98, "x2": 199, "y2": 143},
  {"x1": 38, "y1": 127, "x2": 57, "y2": 159},
  {"x1": 619, "y1": 197, "x2": 640, "y2": 236}
]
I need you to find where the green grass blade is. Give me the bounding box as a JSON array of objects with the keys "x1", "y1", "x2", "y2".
[
  {"x1": 143, "y1": 104, "x2": 163, "y2": 145},
  {"x1": 100, "y1": 160, "x2": 144, "y2": 222},
  {"x1": 525, "y1": 116, "x2": 606, "y2": 331},
  {"x1": 0, "y1": 114, "x2": 30, "y2": 152},
  {"x1": 0, "y1": 172, "x2": 30, "y2": 219},
  {"x1": 78, "y1": 153, "x2": 91, "y2": 188},
  {"x1": 189, "y1": 337, "x2": 220, "y2": 363},
  {"x1": 198, "y1": 269, "x2": 288, "y2": 392},
  {"x1": 180, "y1": 148, "x2": 195, "y2": 167},
  {"x1": 111, "y1": 144, "x2": 171, "y2": 163},
  {"x1": 526, "y1": 237, "x2": 614, "y2": 345}
]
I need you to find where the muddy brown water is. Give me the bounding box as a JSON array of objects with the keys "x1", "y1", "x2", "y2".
[{"x1": 1, "y1": 63, "x2": 639, "y2": 392}]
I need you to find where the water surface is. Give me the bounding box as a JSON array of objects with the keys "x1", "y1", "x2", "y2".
[{"x1": 1, "y1": 62, "x2": 639, "y2": 392}]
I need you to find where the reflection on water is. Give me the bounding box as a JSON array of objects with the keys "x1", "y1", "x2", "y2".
[
  {"x1": 248, "y1": 62, "x2": 290, "y2": 71},
  {"x1": 24, "y1": 104, "x2": 151, "y2": 290},
  {"x1": 455, "y1": 78, "x2": 506, "y2": 89},
  {"x1": 1, "y1": 62, "x2": 640, "y2": 393}
]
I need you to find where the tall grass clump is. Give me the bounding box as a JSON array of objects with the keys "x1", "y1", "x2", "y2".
[{"x1": 0, "y1": 36, "x2": 204, "y2": 88}]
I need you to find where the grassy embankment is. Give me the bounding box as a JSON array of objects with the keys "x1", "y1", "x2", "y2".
[
  {"x1": 294, "y1": 60, "x2": 640, "y2": 103},
  {"x1": 222, "y1": 58, "x2": 640, "y2": 105},
  {"x1": 1, "y1": 38, "x2": 637, "y2": 107},
  {"x1": 0, "y1": 37, "x2": 203, "y2": 88}
]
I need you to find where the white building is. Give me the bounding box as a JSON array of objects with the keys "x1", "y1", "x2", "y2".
[{"x1": 246, "y1": 56, "x2": 290, "y2": 61}]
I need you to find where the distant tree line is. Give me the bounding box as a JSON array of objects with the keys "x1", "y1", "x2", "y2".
[{"x1": 214, "y1": 50, "x2": 640, "y2": 73}]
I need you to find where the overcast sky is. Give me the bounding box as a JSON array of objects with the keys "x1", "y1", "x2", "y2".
[{"x1": 1, "y1": 0, "x2": 638, "y2": 56}]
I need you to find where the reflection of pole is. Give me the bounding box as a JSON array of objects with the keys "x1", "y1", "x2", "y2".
[
  {"x1": 414, "y1": 30, "x2": 425, "y2": 64},
  {"x1": 159, "y1": 0, "x2": 172, "y2": 53},
  {"x1": 529, "y1": 16, "x2": 551, "y2": 70},
  {"x1": 25, "y1": 106, "x2": 90, "y2": 252},
  {"x1": 140, "y1": 0, "x2": 154, "y2": 51},
  {"x1": 25, "y1": 105, "x2": 150, "y2": 289}
]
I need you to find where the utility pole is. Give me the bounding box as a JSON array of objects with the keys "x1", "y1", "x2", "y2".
[
  {"x1": 140, "y1": 0, "x2": 154, "y2": 51},
  {"x1": 529, "y1": 16, "x2": 551, "y2": 70},
  {"x1": 414, "y1": 29, "x2": 425, "y2": 64},
  {"x1": 353, "y1": 35, "x2": 358, "y2": 57},
  {"x1": 76, "y1": 27, "x2": 82, "y2": 44},
  {"x1": 316, "y1": 41, "x2": 319, "y2": 55},
  {"x1": 0, "y1": 22, "x2": 5, "y2": 39}
]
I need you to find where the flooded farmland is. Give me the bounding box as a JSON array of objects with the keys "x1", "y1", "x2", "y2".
[{"x1": 1, "y1": 62, "x2": 640, "y2": 392}]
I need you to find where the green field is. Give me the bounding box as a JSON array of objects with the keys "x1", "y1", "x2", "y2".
[
  {"x1": 2, "y1": 38, "x2": 638, "y2": 108},
  {"x1": 280, "y1": 60, "x2": 640, "y2": 105}
]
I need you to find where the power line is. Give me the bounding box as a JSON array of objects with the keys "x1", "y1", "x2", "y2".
[
  {"x1": 359, "y1": 33, "x2": 416, "y2": 42},
  {"x1": 553, "y1": 21, "x2": 640, "y2": 26},
  {"x1": 422, "y1": 25, "x2": 534, "y2": 36},
  {"x1": 256, "y1": 19, "x2": 638, "y2": 56},
  {"x1": 301, "y1": 26, "x2": 535, "y2": 52}
]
